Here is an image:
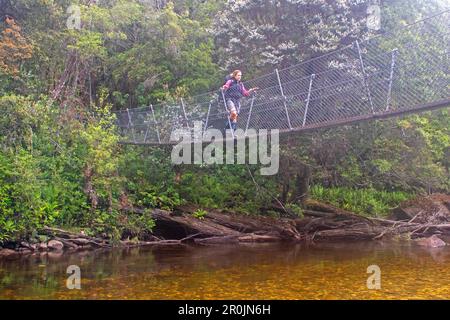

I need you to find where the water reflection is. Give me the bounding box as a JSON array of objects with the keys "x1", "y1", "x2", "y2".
[{"x1": 1, "y1": 241, "x2": 450, "y2": 299}]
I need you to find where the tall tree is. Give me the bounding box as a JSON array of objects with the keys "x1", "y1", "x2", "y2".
[
  {"x1": 0, "y1": 15, "x2": 32, "y2": 76},
  {"x1": 212, "y1": 0, "x2": 368, "y2": 76}
]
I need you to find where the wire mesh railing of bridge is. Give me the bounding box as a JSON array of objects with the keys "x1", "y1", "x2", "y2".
[{"x1": 115, "y1": 11, "x2": 449, "y2": 144}]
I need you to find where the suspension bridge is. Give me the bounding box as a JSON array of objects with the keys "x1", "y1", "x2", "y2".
[{"x1": 115, "y1": 11, "x2": 449, "y2": 145}]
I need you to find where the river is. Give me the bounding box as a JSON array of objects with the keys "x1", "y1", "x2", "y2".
[{"x1": 1, "y1": 241, "x2": 450, "y2": 299}]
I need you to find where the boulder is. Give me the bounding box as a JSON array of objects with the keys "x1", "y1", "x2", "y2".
[
  {"x1": 20, "y1": 242, "x2": 37, "y2": 251},
  {"x1": 20, "y1": 241, "x2": 31, "y2": 249},
  {"x1": 47, "y1": 240, "x2": 64, "y2": 251},
  {"x1": 415, "y1": 235, "x2": 446, "y2": 248}
]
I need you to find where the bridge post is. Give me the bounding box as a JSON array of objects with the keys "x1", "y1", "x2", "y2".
[
  {"x1": 245, "y1": 95, "x2": 255, "y2": 135},
  {"x1": 385, "y1": 49, "x2": 398, "y2": 111},
  {"x1": 150, "y1": 104, "x2": 161, "y2": 144},
  {"x1": 221, "y1": 90, "x2": 235, "y2": 139},
  {"x1": 275, "y1": 68, "x2": 293, "y2": 130},
  {"x1": 355, "y1": 41, "x2": 375, "y2": 113},
  {"x1": 126, "y1": 108, "x2": 136, "y2": 143},
  {"x1": 143, "y1": 115, "x2": 150, "y2": 144},
  {"x1": 203, "y1": 102, "x2": 212, "y2": 137},
  {"x1": 180, "y1": 98, "x2": 191, "y2": 132},
  {"x1": 303, "y1": 73, "x2": 316, "y2": 127}
]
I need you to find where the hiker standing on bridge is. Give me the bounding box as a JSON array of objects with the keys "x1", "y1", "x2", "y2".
[{"x1": 221, "y1": 70, "x2": 258, "y2": 131}]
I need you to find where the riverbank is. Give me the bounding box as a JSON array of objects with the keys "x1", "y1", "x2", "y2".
[{"x1": 1, "y1": 194, "x2": 449, "y2": 259}]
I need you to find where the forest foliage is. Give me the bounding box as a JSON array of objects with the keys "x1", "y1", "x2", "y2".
[{"x1": 0, "y1": 0, "x2": 448, "y2": 242}]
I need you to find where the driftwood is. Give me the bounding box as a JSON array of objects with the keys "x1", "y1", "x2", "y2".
[
  {"x1": 238, "y1": 233, "x2": 282, "y2": 242},
  {"x1": 130, "y1": 207, "x2": 374, "y2": 243},
  {"x1": 42, "y1": 227, "x2": 111, "y2": 248},
  {"x1": 141, "y1": 195, "x2": 450, "y2": 244},
  {"x1": 195, "y1": 235, "x2": 240, "y2": 245}
]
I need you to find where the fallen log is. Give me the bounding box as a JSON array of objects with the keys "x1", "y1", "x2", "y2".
[
  {"x1": 54, "y1": 236, "x2": 110, "y2": 248},
  {"x1": 42, "y1": 227, "x2": 106, "y2": 243},
  {"x1": 304, "y1": 199, "x2": 375, "y2": 224},
  {"x1": 302, "y1": 210, "x2": 336, "y2": 218},
  {"x1": 131, "y1": 207, "x2": 303, "y2": 242},
  {"x1": 238, "y1": 233, "x2": 282, "y2": 242},
  {"x1": 54, "y1": 237, "x2": 79, "y2": 249},
  {"x1": 313, "y1": 225, "x2": 387, "y2": 241},
  {"x1": 140, "y1": 207, "x2": 391, "y2": 243},
  {"x1": 194, "y1": 235, "x2": 240, "y2": 245},
  {"x1": 151, "y1": 209, "x2": 242, "y2": 237}
]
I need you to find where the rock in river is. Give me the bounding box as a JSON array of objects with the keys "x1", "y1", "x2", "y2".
[
  {"x1": 47, "y1": 240, "x2": 64, "y2": 251},
  {"x1": 415, "y1": 235, "x2": 446, "y2": 248}
]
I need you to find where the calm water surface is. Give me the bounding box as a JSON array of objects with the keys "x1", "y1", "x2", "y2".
[{"x1": 1, "y1": 241, "x2": 450, "y2": 299}]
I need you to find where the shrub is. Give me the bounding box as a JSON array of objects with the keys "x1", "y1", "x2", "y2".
[{"x1": 310, "y1": 185, "x2": 412, "y2": 217}]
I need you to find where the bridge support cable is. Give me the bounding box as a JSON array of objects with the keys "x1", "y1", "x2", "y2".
[
  {"x1": 126, "y1": 108, "x2": 136, "y2": 144},
  {"x1": 303, "y1": 74, "x2": 316, "y2": 127},
  {"x1": 180, "y1": 98, "x2": 191, "y2": 132},
  {"x1": 355, "y1": 40, "x2": 375, "y2": 114},
  {"x1": 245, "y1": 95, "x2": 256, "y2": 135},
  {"x1": 203, "y1": 102, "x2": 212, "y2": 137},
  {"x1": 275, "y1": 68, "x2": 293, "y2": 130},
  {"x1": 150, "y1": 104, "x2": 161, "y2": 144},
  {"x1": 385, "y1": 49, "x2": 398, "y2": 111}
]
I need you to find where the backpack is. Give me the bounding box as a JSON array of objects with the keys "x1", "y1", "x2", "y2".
[{"x1": 224, "y1": 74, "x2": 232, "y2": 83}]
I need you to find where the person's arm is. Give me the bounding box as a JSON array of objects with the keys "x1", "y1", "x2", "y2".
[
  {"x1": 222, "y1": 80, "x2": 233, "y2": 90},
  {"x1": 241, "y1": 83, "x2": 250, "y2": 97},
  {"x1": 241, "y1": 83, "x2": 258, "y2": 96}
]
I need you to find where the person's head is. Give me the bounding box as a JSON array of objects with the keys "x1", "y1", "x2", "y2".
[{"x1": 231, "y1": 70, "x2": 242, "y2": 81}]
